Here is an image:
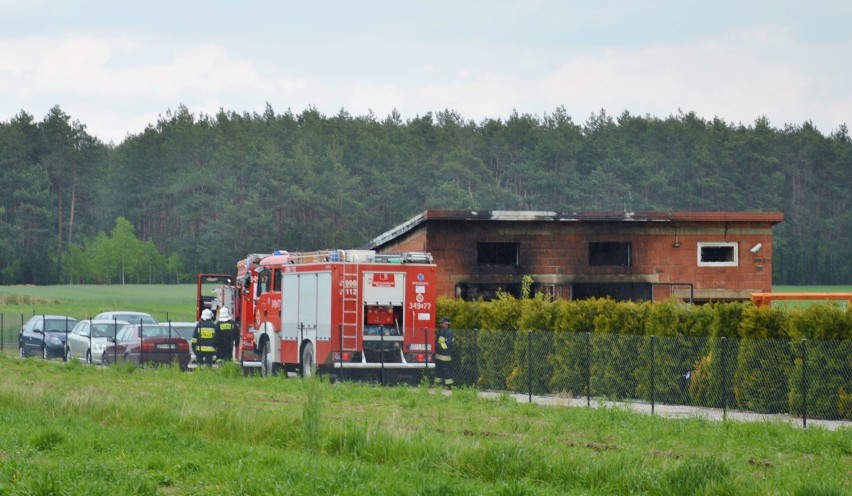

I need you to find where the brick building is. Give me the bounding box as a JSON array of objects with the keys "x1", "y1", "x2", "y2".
[{"x1": 365, "y1": 210, "x2": 784, "y2": 303}]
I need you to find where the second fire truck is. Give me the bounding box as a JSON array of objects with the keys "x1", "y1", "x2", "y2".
[{"x1": 197, "y1": 249, "x2": 438, "y2": 380}]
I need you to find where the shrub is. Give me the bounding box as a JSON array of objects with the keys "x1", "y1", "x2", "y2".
[
  {"x1": 476, "y1": 294, "x2": 520, "y2": 390},
  {"x1": 506, "y1": 295, "x2": 556, "y2": 394},
  {"x1": 734, "y1": 306, "x2": 792, "y2": 413},
  {"x1": 548, "y1": 299, "x2": 599, "y2": 397},
  {"x1": 590, "y1": 300, "x2": 648, "y2": 399}
]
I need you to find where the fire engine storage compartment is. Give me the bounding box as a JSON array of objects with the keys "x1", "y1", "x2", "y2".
[
  {"x1": 361, "y1": 271, "x2": 406, "y2": 363},
  {"x1": 276, "y1": 251, "x2": 436, "y2": 383},
  {"x1": 280, "y1": 271, "x2": 332, "y2": 374}
]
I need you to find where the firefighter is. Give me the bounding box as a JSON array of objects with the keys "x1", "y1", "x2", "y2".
[
  {"x1": 434, "y1": 316, "x2": 454, "y2": 389},
  {"x1": 216, "y1": 307, "x2": 236, "y2": 361},
  {"x1": 193, "y1": 309, "x2": 217, "y2": 366}
]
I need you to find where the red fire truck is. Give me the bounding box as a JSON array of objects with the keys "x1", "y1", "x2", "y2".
[{"x1": 197, "y1": 249, "x2": 437, "y2": 380}]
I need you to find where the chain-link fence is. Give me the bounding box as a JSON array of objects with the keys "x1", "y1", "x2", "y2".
[
  {"x1": 3, "y1": 313, "x2": 189, "y2": 367},
  {"x1": 1, "y1": 313, "x2": 29, "y2": 351},
  {"x1": 446, "y1": 329, "x2": 852, "y2": 426},
  {"x1": 5, "y1": 313, "x2": 850, "y2": 426}
]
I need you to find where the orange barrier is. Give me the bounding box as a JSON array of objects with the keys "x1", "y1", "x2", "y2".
[{"x1": 750, "y1": 292, "x2": 852, "y2": 307}]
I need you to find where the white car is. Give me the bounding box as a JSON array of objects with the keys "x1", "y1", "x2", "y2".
[
  {"x1": 66, "y1": 319, "x2": 129, "y2": 364},
  {"x1": 93, "y1": 311, "x2": 159, "y2": 326}
]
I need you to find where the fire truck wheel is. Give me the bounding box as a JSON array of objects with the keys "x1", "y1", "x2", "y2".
[
  {"x1": 301, "y1": 343, "x2": 316, "y2": 378},
  {"x1": 261, "y1": 342, "x2": 281, "y2": 377}
]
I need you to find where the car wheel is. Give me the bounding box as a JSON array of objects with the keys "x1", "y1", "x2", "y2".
[
  {"x1": 19, "y1": 344, "x2": 25, "y2": 358},
  {"x1": 42, "y1": 346, "x2": 49, "y2": 360},
  {"x1": 86, "y1": 350, "x2": 93, "y2": 365},
  {"x1": 301, "y1": 342, "x2": 316, "y2": 378},
  {"x1": 66, "y1": 347, "x2": 73, "y2": 362},
  {"x1": 102, "y1": 352, "x2": 111, "y2": 366}
]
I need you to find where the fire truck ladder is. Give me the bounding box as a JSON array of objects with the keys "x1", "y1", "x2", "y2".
[{"x1": 341, "y1": 262, "x2": 359, "y2": 351}]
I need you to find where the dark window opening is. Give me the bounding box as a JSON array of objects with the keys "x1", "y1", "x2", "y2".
[
  {"x1": 572, "y1": 282, "x2": 651, "y2": 302},
  {"x1": 700, "y1": 246, "x2": 735, "y2": 263},
  {"x1": 589, "y1": 242, "x2": 631, "y2": 266},
  {"x1": 477, "y1": 242, "x2": 519, "y2": 265}
]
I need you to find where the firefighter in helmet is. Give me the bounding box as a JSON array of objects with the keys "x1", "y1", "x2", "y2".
[
  {"x1": 216, "y1": 307, "x2": 236, "y2": 361},
  {"x1": 193, "y1": 309, "x2": 217, "y2": 366},
  {"x1": 434, "y1": 316, "x2": 454, "y2": 389}
]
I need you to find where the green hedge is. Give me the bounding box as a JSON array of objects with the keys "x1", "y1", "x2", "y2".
[
  {"x1": 436, "y1": 295, "x2": 852, "y2": 419},
  {"x1": 786, "y1": 305, "x2": 852, "y2": 420}
]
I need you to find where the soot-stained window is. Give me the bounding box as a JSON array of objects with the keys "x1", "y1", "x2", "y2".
[{"x1": 589, "y1": 242, "x2": 631, "y2": 266}]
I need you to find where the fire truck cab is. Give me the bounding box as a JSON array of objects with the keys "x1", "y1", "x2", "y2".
[{"x1": 200, "y1": 249, "x2": 438, "y2": 381}]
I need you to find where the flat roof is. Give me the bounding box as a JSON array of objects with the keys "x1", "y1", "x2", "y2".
[{"x1": 366, "y1": 210, "x2": 784, "y2": 249}]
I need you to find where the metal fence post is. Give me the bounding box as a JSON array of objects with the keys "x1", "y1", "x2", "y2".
[
  {"x1": 527, "y1": 331, "x2": 532, "y2": 403},
  {"x1": 1, "y1": 313, "x2": 4, "y2": 352},
  {"x1": 140, "y1": 319, "x2": 144, "y2": 365},
  {"x1": 802, "y1": 339, "x2": 808, "y2": 429},
  {"x1": 425, "y1": 327, "x2": 430, "y2": 385},
  {"x1": 474, "y1": 328, "x2": 479, "y2": 388},
  {"x1": 721, "y1": 337, "x2": 728, "y2": 420},
  {"x1": 380, "y1": 329, "x2": 385, "y2": 386},
  {"x1": 338, "y1": 324, "x2": 343, "y2": 383},
  {"x1": 650, "y1": 335, "x2": 656, "y2": 415},
  {"x1": 64, "y1": 315, "x2": 70, "y2": 362},
  {"x1": 113, "y1": 317, "x2": 119, "y2": 365},
  {"x1": 585, "y1": 331, "x2": 591, "y2": 407}
]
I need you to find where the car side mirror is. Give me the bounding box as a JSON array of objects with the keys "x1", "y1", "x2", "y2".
[{"x1": 34, "y1": 328, "x2": 44, "y2": 334}]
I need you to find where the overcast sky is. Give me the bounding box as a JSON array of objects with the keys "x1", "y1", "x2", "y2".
[{"x1": 1, "y1": 1, "x2": 850, "y2": 144}]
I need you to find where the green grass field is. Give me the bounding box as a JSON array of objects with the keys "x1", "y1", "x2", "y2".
[
  {"x1": 0, "y1": 284, "x2": 197, "y2": 346},
  {"x1": 1, "y1": 285, "x2": 850, "y2": 493},
  {"x1": 0, "y1": 357, "x2": 849, "y2": 495}
]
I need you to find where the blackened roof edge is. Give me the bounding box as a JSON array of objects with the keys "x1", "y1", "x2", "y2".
[{"x1": 365, "y1": 210, "x2": 784, "y2": 250}]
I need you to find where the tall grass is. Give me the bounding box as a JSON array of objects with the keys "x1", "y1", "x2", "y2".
[{"x1": 0, "y1": 356, "x2": 849, "y2": 495}]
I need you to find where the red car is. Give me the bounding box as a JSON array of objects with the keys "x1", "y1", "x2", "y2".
[{"x1": 102, "y1": 323, "x2": 191, "y2": 370}]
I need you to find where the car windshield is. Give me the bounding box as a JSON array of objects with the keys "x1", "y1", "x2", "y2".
[
  {"x1": 44, "y1": 319, "x2": 77, "y2": 332},
  {"x1": 91, "y1": 323, "x2": 122, "y2": 338},
  {"x1": 138, "y1": 325, "x2": 175, "y2": 338},
  {"x1": 113, "y1": 314, "x2": 157, "y2": 325},
  {"x1": 165, "y1": 325, "x2": 195, "y2": 340}
]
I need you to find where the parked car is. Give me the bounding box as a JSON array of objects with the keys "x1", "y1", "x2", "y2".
[
  {"x1": 19, "y1": 315, "x2": 79, "y2": 360},
  {"x1": 101, "y1": 323, "x2": 191, "y2": 370},
  {"x1": 93, "y1": 311, "x2": 158, "y2": 325},
  {"x1": 65, "y1": 319, "x2": 129, "y2": 364},
  {"x1": 163, "y1": 321, "x2": 200, "y2": 365}
]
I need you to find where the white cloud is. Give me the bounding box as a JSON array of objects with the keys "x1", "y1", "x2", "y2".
[
  {"x1": 2, "y1": 18, "x2": 850, "y2": 144},
  {"x1": 538, "y1": 25, "x2": 845, "y2": 130}
]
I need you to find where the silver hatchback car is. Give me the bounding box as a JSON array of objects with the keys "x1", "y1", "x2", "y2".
[{"x1": 66, "y1": 319, "x2": 129, "y2": 364}]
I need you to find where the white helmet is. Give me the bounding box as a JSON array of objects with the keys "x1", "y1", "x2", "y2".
[
  {"x1": 218, "y1": 307, "x2": 231, "y2": 321},
  {"x1": 201, "y1": 309, "x2": 213, "y2": 321}
]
